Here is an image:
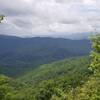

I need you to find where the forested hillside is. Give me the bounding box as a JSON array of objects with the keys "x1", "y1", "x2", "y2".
[
  {"x1": 0, "y1": 35, "x2": 100, "y2": 100},
  {"x1": 0, "y1": 56, "x2": 92, "y2": 100},
  {"x1": 19, "y1": 56, "x2": 91, "y2": 85},
  {"x1": 0, "y1": 35, "x2": 91, "y2": 77},
  {"x1": 0, "y1": 34, "x2": 99, "y2": 100}
]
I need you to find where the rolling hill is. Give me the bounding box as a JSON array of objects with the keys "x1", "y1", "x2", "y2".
[
  {"x1": 0, "y1": 35, "x2": 99, "y2": 100},
  {"x1": 0, "y1": 56, "x2": 93, "y2": 100},
  {"x1": 17, "y1": 56, "x2": 99, "y2": 100},
  {"x1": 18, "y1": 56, "x2": 91, "y2": 85},
  {"x1": 0, "y1": 35, "x2": 91, "y2": 77}
]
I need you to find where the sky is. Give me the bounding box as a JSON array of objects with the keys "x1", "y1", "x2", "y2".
[{"x1": 0, "y1": 0, "x2": 100, "y2": 38}]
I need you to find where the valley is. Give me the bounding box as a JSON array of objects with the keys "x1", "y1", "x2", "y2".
[
  {"x1": 0, "y1": 35, "x2": 91, "y2": 77},
  {"x1": 0, "y1": 35, "x2": 99, "y2": 100}
]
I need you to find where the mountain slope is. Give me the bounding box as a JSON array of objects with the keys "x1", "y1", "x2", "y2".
[
  {"x1": 0, "y1": 56, "x2": 96, "y2": 100},
  {"x1": 17, "y1": 56, "x2": 93, "y2": 100},
  {"x1": 18, "y1": 56, "x2": 91, "y2": 85},
  {"x1": 0, "y1": 35, "x2": 91, "y2": 77}
]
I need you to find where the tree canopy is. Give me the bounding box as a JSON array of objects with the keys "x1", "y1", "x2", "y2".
[{"x1": 90, "y1": 34, "x2": 100, "y2": 75}]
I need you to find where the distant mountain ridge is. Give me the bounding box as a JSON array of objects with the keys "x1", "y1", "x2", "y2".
[
  {"x1": 0, "y1": 32, "x2": 90, "y2": 39},
  {"x1": 0, "y1": 35, "x2": 91, "y2": 77}
]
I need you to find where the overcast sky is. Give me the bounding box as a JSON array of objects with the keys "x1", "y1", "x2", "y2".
[{"x1": 0, "y1": 0, "x2": 100, "y2": 38}]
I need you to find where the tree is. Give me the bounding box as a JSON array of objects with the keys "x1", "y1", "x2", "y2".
[
  {"x1": 35, "y1": 80, "x2": 66, "y2": 100},
  {"x1": 90, "y1": 34, "x2": 100, "y2": 75},
  {"x1": 0, "y1": 15, "x2": 5, "y2": 23},
  {"x1": 75, "y1": 34, "x2": 100, "y2": 100}
]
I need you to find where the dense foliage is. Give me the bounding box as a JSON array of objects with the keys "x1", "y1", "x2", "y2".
[
  {"x1": 0, "y1": 35, "x2": 91, "y2": 77},
  {"x1": 33, "y1": 35, "x2": 100, "y2": 100},
  {"x1": 0, "y1": 56, "x2": 92, "y2": 100},
  {"x1": 90, "y1": 35, "x2": 100, "y2": 74},
  {"x1": 19, "y1": 56, "x2": 91, "y2": 85},
  {"x1": 70, "y1": 34, "x2": 100, "y2": 100},
  {"x1": 0, "y1": 34, "x2": 99, "y2": 100}
]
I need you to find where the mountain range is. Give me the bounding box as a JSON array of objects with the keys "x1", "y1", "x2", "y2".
[
  {"x1": 0, "y1": 35, "x2": 91, "y2": 77},
  {"x1": 0, "y1": 34, "x2": 99, "y2": 100}
]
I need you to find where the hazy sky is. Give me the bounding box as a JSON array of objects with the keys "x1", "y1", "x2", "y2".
[{"x1": 0, "y1": 0, "x2": 100, "y2": 38}]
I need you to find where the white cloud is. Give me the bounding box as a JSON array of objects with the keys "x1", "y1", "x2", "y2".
[{"x1": 0, "y1": 0, "x2": 100, "y2": 38}]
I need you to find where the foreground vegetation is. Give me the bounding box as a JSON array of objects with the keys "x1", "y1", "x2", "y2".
[
  {"x1": 0, "y1": 56, "x2": 91, "y2": 100},
  {"x1": 0, "y1": 34, "x2": 100, "y2": 100}
]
